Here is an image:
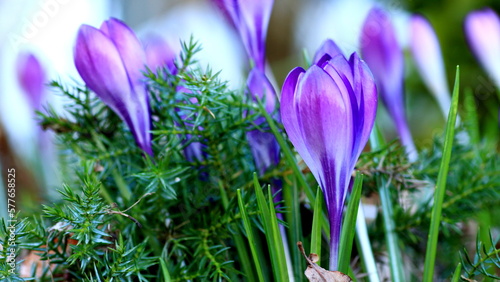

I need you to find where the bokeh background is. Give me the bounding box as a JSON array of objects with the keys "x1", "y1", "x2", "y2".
[{"x1": 0, "y1": 0, "x2": 499, "y2": 212}]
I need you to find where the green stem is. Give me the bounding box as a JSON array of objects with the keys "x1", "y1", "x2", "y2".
[
  {"x1": 355, "y1": 206, "x2": 380, "y2": 282},
  {"x1": 370, "y1": 124, "x2": 404, "y2": 282}
]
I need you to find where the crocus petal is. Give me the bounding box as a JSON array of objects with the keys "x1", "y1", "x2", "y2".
[
  {"x1": 74, "y1": 25, "x2": 131, "y2": 108},
  {"x1": 74, "y1": 21, "x2": 153, "y2": 156},
  {"x1": 465, "y1": 8, "x2": 500, "y2": 89},
  {"x1": 361, "y1": 7, "x2": 417, "y2": 161},
  {"x1": 410, "y1": 15, "x2": 451, "y2": 118},
  {"x1": 100, "y1": 18, "x2": 146, "y2": 95},
  {"x1": 281, "y1": 67, "x2": 312, "y2": 167},
  {"x1": 349, "y1": 53, "x2": 377, "y2": 166},
  {"x1": 312, "y1": 39, "x2": 343, "y2": 64},
  {"x1": 17, "y1": 52, "x2": 45, "y2": 110}
]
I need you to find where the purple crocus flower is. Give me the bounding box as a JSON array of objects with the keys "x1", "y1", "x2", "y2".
[
  {"x1": 143, "y1": 35, "x2": 177, "y2": 73},
  {"x1": 464, "y1": 8, "x2": 500, "y2": 90},
  {"x1": 17, "y1": 52, "x2": 46, "y2": 111},
  {"x1": 246, "y1": 67, "x2": 280, "y2": 174},
  {"x1": 74, "y1": 18, "x2": 153, "y2": 156},
  {"x1": 177, "y1": 96, "x2": 207, "y2": 163},
  {"x1": 360, "y1": 7, "x2": 417, "y2": 161},
  {"x1": 211, "y1": 0, "x2": 274, "y2": 70},
  {"x1": 281, "y1": 52, "x2": 377, "y2": 270},
  {"x1": 410, "y1": 15, "x2": 452, "y2": 118}
]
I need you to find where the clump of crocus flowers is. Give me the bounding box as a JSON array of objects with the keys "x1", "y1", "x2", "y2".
[{"x1": 281, "y1": 44, "x2": 377, "y2": 270}]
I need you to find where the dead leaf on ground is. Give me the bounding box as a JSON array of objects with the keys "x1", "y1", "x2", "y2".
[{"x1": 297, "y1": 241, "x2": 352, "y2": 282}]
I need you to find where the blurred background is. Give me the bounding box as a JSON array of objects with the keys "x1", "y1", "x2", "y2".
[{"x1": 0, "y1": 0, "x2": 499, "y2": 212}]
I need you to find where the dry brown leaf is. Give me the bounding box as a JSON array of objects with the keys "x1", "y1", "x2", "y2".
[{"x1": 298, "y1": 241, "x2": 353, "y2": 282}]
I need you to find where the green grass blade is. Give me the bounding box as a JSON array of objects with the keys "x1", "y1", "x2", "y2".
[
  {"x1": 253, "y1": 174, "x2": 288, "y2": 281},
  {"x1": 379, "y1": 177, "x2": 404, "y2": 281},
  {"x1": 423, "y1": 66, "x2": 461, "y2": 282},
  {"x1": 451, "y1": 263, "x2": 462, "y2": 282},
  {"x1": 283, "y1": 177, "x2": 304, "y2": 278},
  {"x1": 237, "y1": 189, "x2": 265, "y2": 282},
  {"x1": 233, "y1": 229, "x2": 258, "y2": 282},
  {"x1": 267, "y1": 185, "x2": 290, "y2": 281},
  {"x1": 310, "y1": 186, "x2": 323, "y2": 262},
  {"x1": 338, "y1": 173, "x2": 363, "y2": 274},
  {"x1": 159, "y1": 257, "x2": 171, "y2": 282}
]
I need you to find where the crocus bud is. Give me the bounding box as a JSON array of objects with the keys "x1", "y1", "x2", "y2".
[
  {"x1": 143, "y1": 35, "x2": 177, "y2": 73},
  {"x1": 212, "y1": 0, "x2": 274, "y2": 70},
  {"x1": 17, "y1": 52, "x2": 46, "y2": 111},
  {"x1": 281, "y1": 51, "x2": 377, "y2": 270},
  {"x1": 464, "y1": 8, "x2": 500, "y2": 90},
  {"x1": 74, "y1": 18, "x2": 153, "y2": 156},
  {"x1": 361, "y1": 7, "x2": 417, "y2": 161},
  {"x1": 410, "y1": 15, "x2": 452, "y2": 118},
  {"x1": 246, "y1": 67, "x2": 279, "y2": 174}
]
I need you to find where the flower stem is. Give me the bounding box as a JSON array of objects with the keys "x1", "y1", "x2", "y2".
[
  {"x1": 370, "y1": 124, "x2": 404, "y2": 281},
  {"x1": 355, "y1": 205, "x2": 380, "y2": 282}
]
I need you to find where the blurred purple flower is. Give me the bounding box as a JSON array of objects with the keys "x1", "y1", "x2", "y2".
[
  {"x1": 17, "y1": 52, "x2": 46, "y2": 111},
  {"x1": 410, "y1": 15, "x2": 451, "y2": 118},
  {"x1": 246, "y1": 67, "x2": 280, "y2": 174},
  {"x1": 177, "y1": 96, "x2": 207, "y2": 163},
  {"x1": 74, "y1": 18, "x2": 153, "y2": 156},
  {"x1": 360, "y1": 7, "x2": 417, "y2": 161},
  {"x1": 281, "y1": 52, "x2": 377, "y2": 270},
  {"x1": 211, "y1": 0, "x2": 274, "y2": 70},
  {"x1": 143, "y1": 35, "x2": 177, "y2": 73},
  {"x1": 464, "y1": 8, "x2": 500, "y2": 89},
  {"x1": 312, "y1": 39, "x2": 343, "y2": 64}
]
